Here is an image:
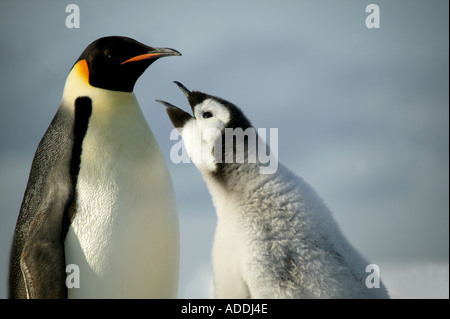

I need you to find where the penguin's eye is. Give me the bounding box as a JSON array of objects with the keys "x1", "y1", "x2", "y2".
[
  {"x1": 203, "y1": 112, "x2": 213, "y2": 119},
  {"x1": 106, "y1": 53, "x2": 113, "y2": 60}
]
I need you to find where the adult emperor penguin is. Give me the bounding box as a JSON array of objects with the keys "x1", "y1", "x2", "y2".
[
  {"x1": 9, "y1": 36, "x2": 180, "y2": 299},
  {"x1": 157, "y1": 82, "x2": 390, "y2": 299}
]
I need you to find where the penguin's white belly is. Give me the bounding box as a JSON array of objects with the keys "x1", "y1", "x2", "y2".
[{"x1": 64, "y1": 98, "x2": 179, "y2": 298}]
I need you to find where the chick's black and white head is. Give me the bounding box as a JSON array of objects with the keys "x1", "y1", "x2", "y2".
[
  {"x1": 157, "y1": 82, "x2": 252, "y2": 173},
  {"x1": 73, "y1": 36, "x2": 181, "y2": 92}
]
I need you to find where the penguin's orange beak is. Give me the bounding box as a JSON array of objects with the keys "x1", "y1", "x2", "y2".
[{"x1": 121, "y1": 47, "x2": 181, "y2": 65}]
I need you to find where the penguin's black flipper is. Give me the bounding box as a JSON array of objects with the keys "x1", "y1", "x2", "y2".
[
  {"x1": 9, "y1": 100, "x2": 90, "y2": 298},
  {"x1": 18, "y1": 175, "x2": 73, "y2": 298}
]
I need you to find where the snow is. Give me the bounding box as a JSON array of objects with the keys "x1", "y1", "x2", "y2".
[
  {"x1": 180, "y1": 261, "x2": 449, "y2": 299},
  {"x1": 379, "y1": 261, "x2": 449, "y2": 299}
]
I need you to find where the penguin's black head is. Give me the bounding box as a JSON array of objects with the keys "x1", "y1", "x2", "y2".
[
  {"x1": 73, "y1": 36, "x2": 181, "y2": 92},
  {"x1": 157, "y1": 81, "x2": 252, "y2": 131},
  {"x1": 157, "y1": 82, "x2": 256, "y2": 177}
]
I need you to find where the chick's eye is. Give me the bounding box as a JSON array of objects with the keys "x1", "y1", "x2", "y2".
[{"x1": 203, "y1": 112, "x2": 213, "y2": 119}]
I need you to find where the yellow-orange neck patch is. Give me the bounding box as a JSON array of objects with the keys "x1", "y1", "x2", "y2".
[{"x1": 72, "y1": 59, "x2": 90, "y2": 84}]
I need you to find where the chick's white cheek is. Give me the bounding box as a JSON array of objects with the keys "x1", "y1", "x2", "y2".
[
  {"x1": 182, "y1": 120, "x2": 211, "y2": 167},
  {"x1": 196, "y1": 99, "x2": 230, "y2": 124},
  {"x1": 181, "y1": 119, "x2": 199, "y2": 160},
  {"x1": 202, "y1": 126, "x2": 222, "y2": 146}
]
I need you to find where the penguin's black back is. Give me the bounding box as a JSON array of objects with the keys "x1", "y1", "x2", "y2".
[{"x1": 9, "y1": 97, "x2": 92, "y2": 298}]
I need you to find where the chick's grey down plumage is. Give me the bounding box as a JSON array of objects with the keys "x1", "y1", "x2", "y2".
[{"x1": 159, "y1": 82, "x2": 390, "y2": 298}]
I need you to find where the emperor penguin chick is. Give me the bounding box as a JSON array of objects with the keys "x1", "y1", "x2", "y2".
[{"x1": 157, "y1": 82, "x2": 390, "y2": 299}]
